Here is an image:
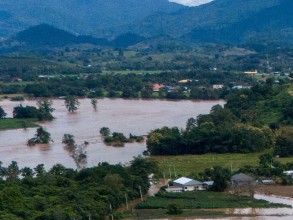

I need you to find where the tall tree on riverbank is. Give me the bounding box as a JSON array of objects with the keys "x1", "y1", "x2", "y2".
[{"x1": 64, "y1": 96, "x2": 80, "y2": 112}]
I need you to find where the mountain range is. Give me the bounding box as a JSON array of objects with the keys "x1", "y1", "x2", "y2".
[
  {"x1": 0, "y1": 0, "x2": 183, "y2": 38},
  {"x1": 0, "y1": 0, "x2": 293, "y2": 47}
]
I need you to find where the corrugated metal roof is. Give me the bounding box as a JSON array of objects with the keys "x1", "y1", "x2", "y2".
[
  {"x1": 173, "y1": 177, "x2": 193, "y2": 185},
  {"x1": 173, "y1": 177, "x2": 203, "y2": 186}
]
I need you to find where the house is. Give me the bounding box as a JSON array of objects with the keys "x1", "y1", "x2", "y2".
[
  {"x1": 231, "y1": 173, "x2": 254, "y2": 186},
  {"x1": 152, "y1": 84, "x2": 165, "y2": 92},
  {"x1": 244, "y1": 70, "x2": 258, "y2": 75},
  {"x1": 165, "y1": 186, "x2": 183, "y2": 193},
  {"x1": 178, "y1": 79, "x2": 192, "y2": 83},
  {"x1": 172, "y1": 177, "x2": 204, "y2": 191},
  {"x1": 212, "y1": 84, "x2": 224, "y2": 90}
]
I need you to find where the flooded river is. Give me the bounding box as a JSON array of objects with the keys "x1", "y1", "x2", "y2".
[{"x1": 0, "y1": 98, "x2": 225, "y2": 169}]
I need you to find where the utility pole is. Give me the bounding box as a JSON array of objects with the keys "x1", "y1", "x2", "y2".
[
  {"x1": 173, "y1": 165, "x2": 177, "y2": 178},
  {"x1": 139, "y1": 185, "x2": 143, "y2": 201},
  {"x1": 109, "y1": 203, "x2": 114, "y2": 220},
  {"x1": 125, "y1": 193, "x2": 129, "y2": 210}
]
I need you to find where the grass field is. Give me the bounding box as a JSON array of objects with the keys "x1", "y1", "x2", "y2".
[
  {"x1": 151, "y1": 151, "x2": 293, "y2": 177},
  {"x1": 0, "y1": 118, "x2": 38, "y2": 130},
  {"x1": 136, "y1": 191, "x2": 287, "y2": 210}
]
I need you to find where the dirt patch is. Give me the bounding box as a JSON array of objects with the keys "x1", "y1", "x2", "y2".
[{"x1": 256, "y1": 185, "x2": 293, "y2": 198}]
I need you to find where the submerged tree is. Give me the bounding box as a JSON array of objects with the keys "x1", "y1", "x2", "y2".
[
  {"x1": 28, "y1": 127, "x2": 51, "y2": 146},
  {"x1": 100, "y1": 127, "x2": 111, "y2": 136},
  {"x1": 64, "y1": 96, "x2": 80, "y2": 112},
  {"x1": 91, "y1": 99, "x2": 98, "y2": 110},
  {"x1": 62, "y1": 134, "x2": 76, "y2": 149},
  {"x1": 37, "y1": 99, "x2": 55, "y2": 120}
]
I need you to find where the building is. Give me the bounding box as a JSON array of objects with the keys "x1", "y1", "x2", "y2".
[
  {"x1": 152, "y1": 84, "x2": 165, "y2": 92},
  {"x1": 212, "y1": 84, "x2": 224, "y2": 90},
  {"x1": 172, "y1": 177, "x2": 204, "y2": 191},
  {"x1": 203, "y1": 181, "x2": 214, "y2": 189},
  {"x1": 231, "y1": 173, "x2": 254, "y2": 186},
  {"x1": 244, "y1": 70, "x2": 258, "y2": 76},
  {"x1": 165, "y1": 186, "x2": 183, "y2": 193}
]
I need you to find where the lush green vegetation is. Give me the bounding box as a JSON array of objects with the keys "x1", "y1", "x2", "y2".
[
  {"x1": 147, "y1": 81, "x2": 293, "y2": 156},
  {"x1": 0, "y1": 157, "x2": 158, "y2": 219},
  {"x1": 136, "y1": 191, "x2": 288, "y2": 210},
  {"x1": 0, "y1": 118, "x2": 38, "y2": 130}
]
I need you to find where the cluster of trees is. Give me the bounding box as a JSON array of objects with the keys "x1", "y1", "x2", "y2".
[
  {"x1": 0, "y1": 157, "x2": 158, "y2": 219},
  {"x1": 13, "y1": 100, "x2": 54, "y2": 121},
  {"x1": 99, "y1": 127, "x2": 144, "y2": 147},
  {"x1": 147, "y1": 105, "x2": 274, "y2": 155}
]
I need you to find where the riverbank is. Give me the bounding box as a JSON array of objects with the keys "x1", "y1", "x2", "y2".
[{"x1": 256, "y1": 185, "x2": 293, "y2": 198}]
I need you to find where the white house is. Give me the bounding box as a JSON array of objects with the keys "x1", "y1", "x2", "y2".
[{"x1": 172, "y1": 177, "x2": 204, "y2": 191}]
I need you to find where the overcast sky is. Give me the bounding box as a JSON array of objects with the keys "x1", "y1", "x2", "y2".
[{"x1": 169, "y1": 0, "x2": 213, "y2": 7}]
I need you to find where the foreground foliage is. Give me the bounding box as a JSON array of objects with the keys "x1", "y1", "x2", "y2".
[{"x1": 0, "y1": 157, "x2": 157, "y2": 219}]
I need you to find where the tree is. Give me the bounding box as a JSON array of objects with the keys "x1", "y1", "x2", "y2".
[
  {"x1": 0, "y1": 106, "x2": 7, "y2": 118},
  {"x1": 34, "y1": 164, "x2": 46, "y2": 177},
  {"x1": 64, "y1": 96, "x2": 80, "y2": 112},
  {"x1": 62, "y1": 134, "x2": 76, "y2": 147},
  {"x1": 37, "y1": 100, "x2": 54, "y2": 120},
  {"x1": 13, "y1": 105, "x2": 39, "y2": 118},
  {"x1": 91, "y1": 99, "x2": 98, "y2": 110},
  {"x1": 6, "y1": 161, "x2": 20, "y2": 182},
  {"x1": 186, "y1": 117, "x2": 196, "y2": 131},
  {"x1": 21, "y1": 167, "x2": 34, "y2": 178},
  {"x1": 28, "y1": 127, "x2": 51, "y2": 145},
  {"x1": 166, "y1": 204, "x2": 183, "y2": 215},
  {"x1": 100, "y1": 127, "x2": 111, "y2": 136}
]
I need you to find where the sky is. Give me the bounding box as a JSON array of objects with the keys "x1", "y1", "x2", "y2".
[{"x1": 169, "y1": 0, "x2": 213, "y2": 7}]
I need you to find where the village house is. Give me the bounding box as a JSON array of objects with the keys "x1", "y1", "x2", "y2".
[
  {"x1": 212, "y1": 84, "x2": 224, "y2": 89},
  {"x1": 168, "y1": 177, "x2": 204, "y2": 192},
  {"x1": 152, "y1": 84, "x2": 165, "y2": 92}
]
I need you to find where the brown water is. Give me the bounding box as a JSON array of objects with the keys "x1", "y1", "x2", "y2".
[{"x1": 0, "y1": 98, "x2": 224, "y2": 169}]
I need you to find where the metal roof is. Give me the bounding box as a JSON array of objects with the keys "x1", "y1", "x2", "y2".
[{"x1": 173, "y1": 177, "x2": 203, "y2": 186}]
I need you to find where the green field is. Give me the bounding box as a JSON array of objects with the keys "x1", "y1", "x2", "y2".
[
  {"x1": 136, "y1": 191, "x2": 287, "y2": 209},
  {"x1": 0, "y1": 118, "x2": 38, "y2": 130},
  {"x1": 152, "y1": 151, "x2": 293, "y2": 176},
  {"x1": 133, "y1": 209, "x2": 228, "y2": 219}
]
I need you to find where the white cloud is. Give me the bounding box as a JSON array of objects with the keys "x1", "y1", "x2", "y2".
[{"x1": 169, "y1": 0, "x2": 213, "y2": 7}]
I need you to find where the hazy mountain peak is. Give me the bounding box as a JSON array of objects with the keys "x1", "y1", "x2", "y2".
[{"x1": 169, "y1": 0, "x2": 213, "y2": 7}]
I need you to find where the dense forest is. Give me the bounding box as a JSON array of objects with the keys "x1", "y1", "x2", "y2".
[{"x1": 0, "y1": 157, "x2": 157, "y2": 219}]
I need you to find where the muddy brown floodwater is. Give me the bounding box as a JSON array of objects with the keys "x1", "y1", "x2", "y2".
[{"x1": 0, "y1": 98, "x2": 225, "y2": 169}]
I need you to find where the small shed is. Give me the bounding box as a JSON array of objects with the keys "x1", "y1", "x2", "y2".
[{"x1": 203, "y1": 181, "x2": 214, "y2": 189}]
